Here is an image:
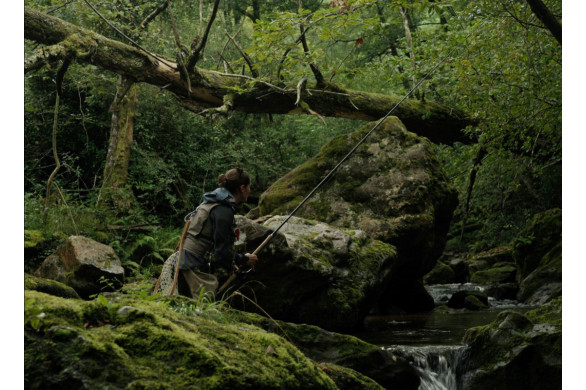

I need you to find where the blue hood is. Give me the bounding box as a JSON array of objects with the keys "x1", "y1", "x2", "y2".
[{"x1": 202, "y1": 187, "x2": 238, "y2": 208}]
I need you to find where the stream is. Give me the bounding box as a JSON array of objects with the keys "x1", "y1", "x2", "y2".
[{"x1": 352, "y1": 283, "x2": 535, "y2": 390}]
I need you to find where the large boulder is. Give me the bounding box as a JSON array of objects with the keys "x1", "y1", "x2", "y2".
[
  {"x1": 513, "y1": 209, "x2": 562, "y2": 304},
  {"x1": 24, "y1": 291, "x2": 339, "y2": 390},
  {"x1": 461, "y1": 297, "x2": 562, "y2": 390},
  {"x1": 36, "y1": 236, "x2": 124, "y2": 299},
  {"x1": 256, "y1": 117, "x2": 458, "y2": 313},
  {"x1": 230, "y1": 216, "x2": 398, "y2": 332}
]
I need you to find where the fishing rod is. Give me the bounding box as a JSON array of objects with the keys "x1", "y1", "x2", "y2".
[{"x1": 217, "y1": 28, "x2": 478, "y2": 294}]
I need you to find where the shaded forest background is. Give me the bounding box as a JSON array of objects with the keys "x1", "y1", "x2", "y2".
[{"x1": 23, "y1": 0, "x2": 562, "y2": 276}]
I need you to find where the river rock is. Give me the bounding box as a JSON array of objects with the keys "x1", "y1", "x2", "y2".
[
  {"x1": 470, "y1": 263, "x2": 517, "y2": 284},
  {"x1": 36, "y1": 236, "x2": 124, "y2": 298},
  {"x1": 461, "y1": 297, "x2": 561, "y2": 390},
  {"x1": 255, "y1": 117, "x2": 458, "y2": 313},
  {"x1": 446, "y1": 290, "x2": 489, "y2": 310},
  {"x1": 230, "y1": 216, "x2": 398, "y2": 332},
  {"x1": 513, "y1": 209, "x2": 562, "y2": 304},
  {"x1": 424, "y1": 261, "x2": 455, "y2": 285},
  {"x1": 24, "y1": 291, "x2": 339, "y2": 390}
]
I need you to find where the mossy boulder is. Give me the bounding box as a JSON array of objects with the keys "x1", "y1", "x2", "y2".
[
  {"x1": 24, "y1": 230, "x2": 67, "y2": 274},
  {"x1": 424, "y1": 261, "x2": 455, "y2": 285},
  {"x1": 24, "y1": 290, "x2": 342, "y2": 390},
  {"x1": 470, "y1": 263, "x2": 517, "y2": 284},
  {"x1": 227, "y1": 310, "x2": 420, "y2": 390},
  {"x1": 461, "y1": 297, "x2": 562, "y2": 390},
  {"x1": 513, "y1": 209, "x2": 562, "y2": 304},
  {"x1": 255, "y1": 117, "x2": 458, "y2": 313},
  {"x1": 227, "y1": 216, "x2": 398, "y2": 332},
  {"x1": 25, "y1": 274, "x2": 81, "y2": 299},
  {"x1": 467, "y1": 246, "x2": 513, "y2": 275},
  {"x1": 36, "y1": 236, "x2": 125, "y2": 299}
]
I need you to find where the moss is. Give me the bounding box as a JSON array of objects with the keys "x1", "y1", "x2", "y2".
[
  {"x1": 526, "y1": 296, "x2": 562, "y2": 328},
  {"x1": 24, "y1": 230, "x2": 67, "y2": 273},
  {"x1": 470, "y1": 264, "x2": 517, "y2": 284},
  {"x1": 24, "y1": 290, "x2": 338, "y2": 390},
  {"x1": 25, "y1": 274, "x2": 81, "y2": 299},
  {"x1": 321, "y1": 363, "x2": 384, "y2": 390}
]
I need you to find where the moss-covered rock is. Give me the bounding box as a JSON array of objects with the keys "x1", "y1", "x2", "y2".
[
  {"x1": 470, "y1": 263, "x2": 517, "y2": 284},
  {"x1": 255, "y1": 117, "x2": 458, "y2": 314},
  {"x1": 511, "y1": 209, "x2": 562, "y2": 304},
  {"x1": 424, "y1": 261, "x2": 455, "y2": 285},
  {"x1": 467, "y1": 246, "x2": 513, "y2": 275},
  {"x1": 227, "y1": 310, "x2": 420, "y2": 390},
  {"x1": 36, "y1": 236, "x2": 125, "y2": 299},
  {"x1": 461, "y1": 297, "x2": 562, "y2": 390},
  {"x1": 320, "y1": 363, "x2": 384, "y2": 390},
  {"x1": 24, "y1": 230, "x2": 67, "y2": 274},
  {"x1": 24, "y1": 290, "x2": 340, "y2": 390},
  {"x1": 446, "y1": 290, "x2": 488, "y2": 310},
  {"x1": 25, "y1": 274, "x2": 81, "y2": 299},
  {"x1": 225, "y1": 216, "x2": 398, "y2": 332}
]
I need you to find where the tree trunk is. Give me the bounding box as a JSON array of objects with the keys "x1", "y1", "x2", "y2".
[
  {"x1": 98, "y1": 76, "x2": 137, "y2": 209},
  {"x1": 525, "y1": 0, "x2": 561, "y2": 45},
  {"x1": 24, "y1": 6, "x2": 475, "y2": 145},
  {"x1": 400, "y1": 7, "x2": 420, "y2": 99}
]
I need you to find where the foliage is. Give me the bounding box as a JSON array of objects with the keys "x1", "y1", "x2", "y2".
[
  {"x1": 24, "y1": 0, "x2": 561, "y2": 260},
  {"x1": 24, "y1": 299, "x2": 46, "y2": 332}
]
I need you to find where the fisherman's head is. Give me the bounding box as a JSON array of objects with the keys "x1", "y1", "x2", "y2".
[{"x1": 218, "y1": 167, "x2": 251, "y2": 203}]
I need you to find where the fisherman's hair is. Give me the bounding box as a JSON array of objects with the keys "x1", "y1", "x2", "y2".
[{"x1": 218, "y1": 168, "x2": 250, "y2": 194}]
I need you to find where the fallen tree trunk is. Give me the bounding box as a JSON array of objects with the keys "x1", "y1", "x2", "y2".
[{"x1": 25, "y1": 6, "x2": 474, "y2": 145}]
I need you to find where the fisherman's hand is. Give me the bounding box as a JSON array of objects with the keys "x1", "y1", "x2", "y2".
[{"x1": 245, "y1": 253, "x2": 258, "y2": 269}]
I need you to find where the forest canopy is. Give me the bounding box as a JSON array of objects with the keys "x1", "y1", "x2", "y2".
[{"x1": 23, "y1": 0, "x2": 561, "y2": 255}]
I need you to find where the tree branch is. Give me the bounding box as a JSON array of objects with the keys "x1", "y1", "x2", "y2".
[
  {"x1": 524, "y1": 0, "x2": 561, "y2": 45},
  {"x1": 24, "y1": 6, "x2": 475, "y2": 145},
  {"x1": 298, "y1": 0, "x2": 325, "y2": 88},
  {"x1": 187, "y1": 0, "x2": 221, "y2": 70},
  {"x1": 140, "y1": 0, "x2": 170, "y2": 29}
]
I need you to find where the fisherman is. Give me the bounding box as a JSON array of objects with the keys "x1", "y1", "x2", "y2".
[{"x1": 177, "y1": 168, "x2": 258, "y2": 298}]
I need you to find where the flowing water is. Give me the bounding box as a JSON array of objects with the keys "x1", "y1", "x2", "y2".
[{"x1": 353, "y1": 283, "x2": 534, "y2": 390}]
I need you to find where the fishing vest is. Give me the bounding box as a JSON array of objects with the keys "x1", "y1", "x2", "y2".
[{"x1": 182, "y1": 202, "x2": 224, "y2": 258}]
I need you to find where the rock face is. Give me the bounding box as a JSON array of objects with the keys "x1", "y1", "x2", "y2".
[
  {"x1": 231, "y1": 216, "x2": 398, "y2": 332},
  {"x1": 36, "y1": 236, "x2": 124, "y2": 298},
  {"x1": 513, "y1": 208, "x2": 562, "y2": 304},
  {"x1": 256, "y1": 117, "x2": 458, "y2": 313},
  {"x1": 461, "y1": 297, "x2": 562, "y2": 390}
]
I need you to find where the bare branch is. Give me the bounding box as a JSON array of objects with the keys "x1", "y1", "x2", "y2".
[
  {"x1": 141, "y1": 0, "x2": 170, "y2": 30},
  {"x1": 187, "y1": 0, "x2": 221, "y2": 69},
  {"x1": 298, "y1": 0, "x2": 325, "y2": 88}
]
